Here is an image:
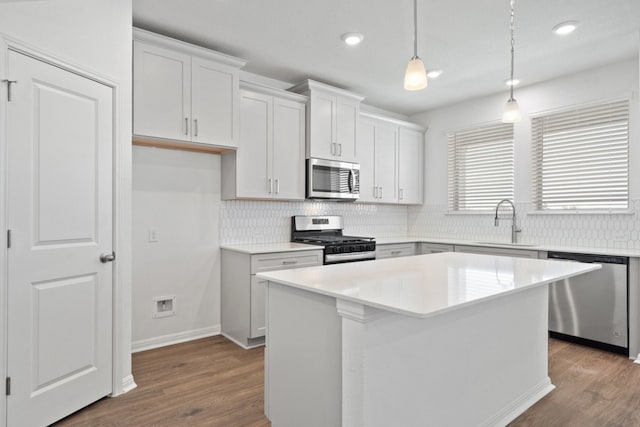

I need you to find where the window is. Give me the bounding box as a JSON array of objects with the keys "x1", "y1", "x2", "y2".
[
  {"x1": 448, "y1": 123, "x2": 514, "y2": 211},
  {"x1": 531, "y1": 99, "x2": 629, "y2": 210}
]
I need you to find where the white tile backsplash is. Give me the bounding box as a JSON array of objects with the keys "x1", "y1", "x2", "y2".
[
  {"x1": 408, "y1": 201, "x2": 640, "y2": 251},
  {"x1": 220, "y1": 200, "x2": 408, "y2": 245},
  {"x1": 221, "y1": 199, "x2": 640, "y2": 251}
]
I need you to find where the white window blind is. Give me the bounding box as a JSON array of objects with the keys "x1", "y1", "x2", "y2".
[
  {"x1": 531, "y1": 99, "x2": 629, "y2": 210},
  {"x1": 448, "y1": 123, "x2": 514, "y2": 211}
]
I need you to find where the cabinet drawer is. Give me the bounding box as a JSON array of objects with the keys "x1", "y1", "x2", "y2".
[
  {"x1": 251, "y1": 250, "x2": 323, "y2": 274},
  {"x1": 376, "y1": 243, "x2": 417, "y2": 259},
  {"x1": 454, "y1": 245, "x2": 539, "y2": 259},
  {"x1": 420, "y1": 242, "x2": 454, "y2": 254}
]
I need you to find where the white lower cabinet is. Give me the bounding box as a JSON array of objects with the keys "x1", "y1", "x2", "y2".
[
  {"x1": 221, "y1": 249, "x2": 323, "y2": 348},
  {"x1": 376, "y1": 243, "x2": 417, "y2": 259},
  {"x1": 420, "y1": 242, "x2": 455, "y2": 254},
  {"x1": 454, "y1": 245, "x2": 539, "y2": 259}
]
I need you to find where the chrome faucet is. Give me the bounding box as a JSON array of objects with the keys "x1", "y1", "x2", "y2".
[{"x1": 494, "y1": 199, "x2": 521, "y2": 244}]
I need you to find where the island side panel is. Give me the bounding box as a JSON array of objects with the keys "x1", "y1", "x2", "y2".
[
  {"x1": 349, "y1": 285, "x2": 552, "y2": 427},
  {"x1": 265, "y1": 282, "x2": 342, "y2": 427}
]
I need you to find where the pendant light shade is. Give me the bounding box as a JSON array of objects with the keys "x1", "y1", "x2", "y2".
[
  {"x1": 404, "y1": 0, "x2": 427, "y2": 91},
  {"x1": 404, "y1": 56, "x2": 427, "y2": 90},
  {"x1": 502, "y1": 99, "x2": 522, "y2": 123},
  {"x1": 502, "y1": 0, "x2": 521, "y2": 123}
]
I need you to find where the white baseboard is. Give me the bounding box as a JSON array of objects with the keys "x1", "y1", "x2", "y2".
[
  {"x1": 634, "y1": 353, "x2": 640, "y2": 364},
  {"x1": 480, "y1": 377, "x2": 555, "y2": 427},
  {"x1": 132, "y1": 325, "x2": 221, "y2": 353}
]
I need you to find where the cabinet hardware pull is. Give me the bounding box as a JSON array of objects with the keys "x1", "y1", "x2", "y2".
[
  {"x1": 391, "y1": 250, "x2": 401, "y2": 255},
  {"x1": 338, "y1": 143, "x2": 342, "y2": 156},
  {"x1": 185, "y1": 117, "x2": 189, "y2": 136},
  {"x1": 194, "y1": 119, "x2": 198, "y2": 137},
  {"x1": 275, "y1": 179, "x2": 280, "y2": 194},
  {"x1": 268, "y1": 178, "x2": 272, "y2": 194},
  {"x1": 2, "y1": 79, "x2": 17, "y2": 102},
  {"x1": 399, "y1": 188, "x2": 404, "y2": 200},
  {"x1": 282, "y1": 260, "x2": 297, "y2": 265}
]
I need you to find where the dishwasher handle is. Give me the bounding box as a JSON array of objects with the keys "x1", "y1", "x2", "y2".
[{"x1": 547, "y1": 251, "x2": 628, "y2": 265}]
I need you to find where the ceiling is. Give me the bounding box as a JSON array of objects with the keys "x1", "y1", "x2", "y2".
[{"x1": 133, "y1": 0, "x2": 640, "y2": 116}]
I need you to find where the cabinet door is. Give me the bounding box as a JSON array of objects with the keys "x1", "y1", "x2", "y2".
[
  {"x1": 375, "y1": 122, "x2": 398, "y2": 203},
  {"x1": 336, "y1": 97, "x2": 359, "y2": 162},
  {"x1": 398, "y1": 127, "x2": 424, "y2": 205},
  {"x1": 133, "y1": 40, "x2": 191, "y2": 141},
  {"x1": 272, "y1": 97, "x2": 305, "y2": 200},
  {"x1": 357, "y1": 118, "x2": 377, "y2": 202},
  {"x1": 236, "y1": 90, "x2": 271, "y2": 198},
  {"x1": 308, "y1": 91, "x2": 335, "y2": 160},
  {"x1": 191, "y1": 56, "x2": 239, "y2": 147},
  {"x1": 250, "y1": 276, "x2": 267, "y2": 338}
]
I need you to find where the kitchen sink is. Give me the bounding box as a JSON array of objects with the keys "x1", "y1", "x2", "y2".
[{"x1": 473, "y1": 241, "x2": 538, "y2": 248}]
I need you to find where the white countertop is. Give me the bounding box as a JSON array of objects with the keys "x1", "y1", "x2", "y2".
[
  {"x1": 257, "y1": 252, "x2": 599, "y2": 318},
  {"x1": 222, "y1": 237, "x2": 640, "y2": 257},
  {"x1": 220, "y1": 242, "x2": 323, "y2": 254}
]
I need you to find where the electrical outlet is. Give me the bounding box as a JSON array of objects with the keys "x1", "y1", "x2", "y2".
[
  {"x1": 148, "y1": 228, "x2": 159, "y2": 243},
  {"x1": 153, "y1": 296, "x2": 176, "y2": 318}
]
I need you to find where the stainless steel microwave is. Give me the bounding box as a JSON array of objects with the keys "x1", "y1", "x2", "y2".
[{"x1": 307, "y1": 158, "x2": 360, "y2": 201}]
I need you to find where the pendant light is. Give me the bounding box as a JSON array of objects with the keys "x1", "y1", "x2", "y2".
[
  {"x1": 404, "y1": 0, "x2": 427, "y2": 90},
  {"x1": 502, "y1": 0, "x2": 521, "y2": 123}
]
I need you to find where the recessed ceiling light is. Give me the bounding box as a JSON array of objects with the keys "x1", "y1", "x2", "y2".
[
  {"x1": 505, "y1": 78, "x2": 520, "y2": 86},
  {"x1": 426, "y1": 69, "x2": 443, "y2": 79},
  {"x1": 552, "y1": 21, "x2": 578, "y2": 35},
  {"x1": 341, "y1": 33, "x2": 364, "y2": 46}
]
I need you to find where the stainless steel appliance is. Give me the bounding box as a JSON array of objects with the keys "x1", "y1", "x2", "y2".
[
  {"x1": 291, "y1": 215, "x2": 375, "y2": 264},
  {"x1": 307, "y1": 158, "x2": 360, "y2": 201},
  {"x1": 546, "y1": 251, "x2": 628, "y2": 354}
]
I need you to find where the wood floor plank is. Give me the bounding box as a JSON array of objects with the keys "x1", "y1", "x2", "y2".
[{"x1": 53, "y1": 336, "x2": 640, "y2": 426}]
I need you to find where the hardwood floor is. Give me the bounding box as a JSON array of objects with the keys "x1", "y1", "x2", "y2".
[{"x1": 54, "y1": 336, "x2": 640, "y2": 426}]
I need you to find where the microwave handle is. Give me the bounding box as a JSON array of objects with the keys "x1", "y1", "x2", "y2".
[{"x1": 348, "y1": 169, "x2": 355, "y2": 192}]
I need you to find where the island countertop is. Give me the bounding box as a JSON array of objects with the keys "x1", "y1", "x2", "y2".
[{"x1": 257, "y1": 252, "x2": 600, "y2": 319}]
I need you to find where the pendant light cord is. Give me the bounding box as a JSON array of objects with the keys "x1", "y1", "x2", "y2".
[
  {"x1": 509, "y1": 0, "x2": 516, "y2": 101},
  {"x1": 413, "y1": 0, "x2": 418, "y2": 58}
]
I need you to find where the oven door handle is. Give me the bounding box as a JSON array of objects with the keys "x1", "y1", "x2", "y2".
[{"x1": 325, "y1": 251, "x2": 376, "y2": 264}]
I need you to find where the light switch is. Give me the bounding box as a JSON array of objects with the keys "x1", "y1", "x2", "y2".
[{"x1": 148, "y1": 228, "x2": 159, "y2": 243}]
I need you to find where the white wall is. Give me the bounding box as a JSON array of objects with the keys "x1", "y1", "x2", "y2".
[
  {"x1": 132, "y1": 146, "x2": 221, "y2": 351},
  {"x1": 0, "y1": 0, "x2": 133, "y2": 405},
  {"x1": 408, "y1": 58, "x2": 640, "y2": 250}
]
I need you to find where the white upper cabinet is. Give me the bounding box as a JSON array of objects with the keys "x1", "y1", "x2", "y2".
[
  {"x1": 133, "y1": 28, "x2": 246, "y2": 149},
  {"x1": 358, "y1": 118, "x2": 377, "y2": 202},
  {"x1": 290, "y1": 79, "x2": 364, "y2": 163},
  {"x1": 222, "y1": 82, "x2": 306, "y2": 201},
  {"x1": 375, "y1": 122, "x2": 398, "y2": 203},
  {"x1": 357, "y1": 113, "x2": 425, "y2": 205},
  {"x1": 398, "y1": 127, "x2": 424, "y2": 204}
]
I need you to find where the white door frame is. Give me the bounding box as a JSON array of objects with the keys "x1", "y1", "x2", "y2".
[{"x1": 0, "y1": 35, "x2": 135, "y2": 427}]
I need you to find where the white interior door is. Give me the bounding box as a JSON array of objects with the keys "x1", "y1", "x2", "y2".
[{"x1": 6, "y1": 50, "x2": 113, "y2": 427}]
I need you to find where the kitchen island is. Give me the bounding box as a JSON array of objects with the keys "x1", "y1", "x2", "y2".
[{"x1": 257, "y1": 252, "x2": 599, "y2": 427}]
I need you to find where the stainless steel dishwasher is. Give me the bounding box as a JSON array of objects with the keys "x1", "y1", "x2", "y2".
[{"x1": 546, "y1": 251, "x2": 628, "y2": 355}]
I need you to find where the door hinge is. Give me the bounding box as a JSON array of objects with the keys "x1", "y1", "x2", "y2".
[
  {"x1": 5, "y1": 377, "x2": 10, "y2": 396},
  {"x1": 7, "y1": 229, "x2": 11, "y2": 248},
  {"x1": 1, "y1": 79, "x2": 17, "y2": 102}
]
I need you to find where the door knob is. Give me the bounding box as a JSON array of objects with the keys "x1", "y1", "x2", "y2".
[{"x1": 100, "y1": 252, "x2": 116, "y2": 263}]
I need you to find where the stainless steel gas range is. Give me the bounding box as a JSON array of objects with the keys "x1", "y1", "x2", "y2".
[{"x1": 291, "y1": 215, "x2": 376, "y2": 264}]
